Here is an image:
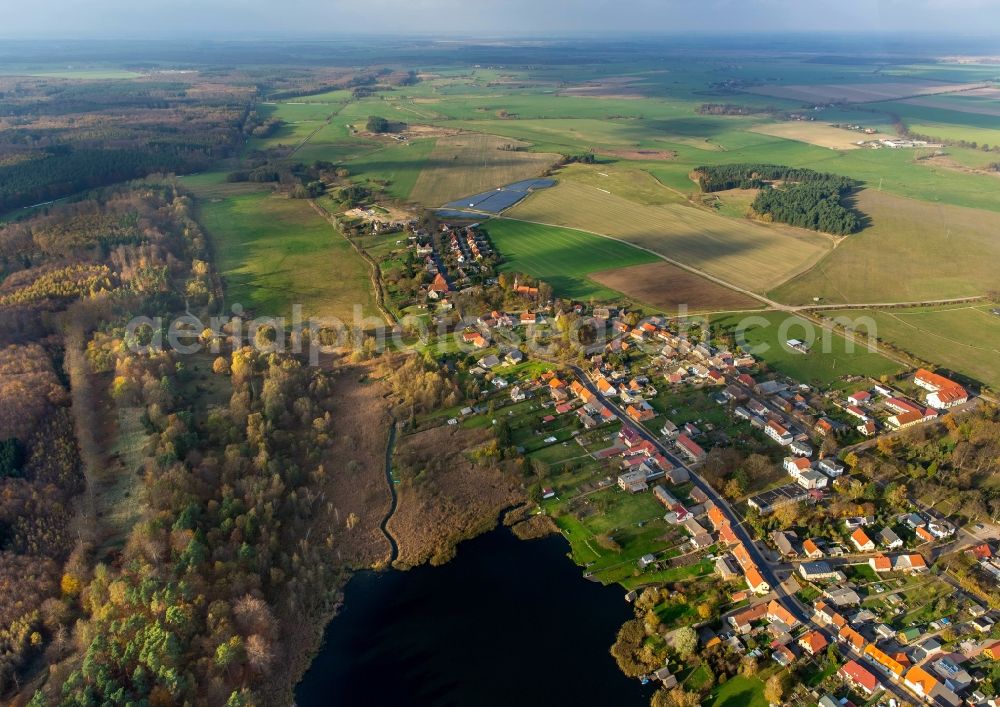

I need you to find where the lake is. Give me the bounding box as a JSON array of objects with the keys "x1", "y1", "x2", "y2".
[{"x1": 295, "y1": 527, "x2": 653, "y2": 706}]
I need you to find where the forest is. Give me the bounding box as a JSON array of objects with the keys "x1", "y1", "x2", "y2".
[
  {"x1": 0, "y1": 75, "x2": 258, "y2": 214},
  {"x1": 0, "y1": 181, "x2": 220, "y2": 700},
  {"x1": 0, "y1": 173, "x2": 413, "y2": 704},
  {"x1": 694, "y1": 163, "x2": 863, "y2": 235}
]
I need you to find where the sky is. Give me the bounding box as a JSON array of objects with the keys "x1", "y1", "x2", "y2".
[{"x1": 4, "y1": 0, "x2": 999, "y2": 39}]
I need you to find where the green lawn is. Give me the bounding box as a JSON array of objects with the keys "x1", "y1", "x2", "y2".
[
  {"x1": 706, "y1": 675, "x2": 768, "y2": 707},
  {"x1": 340, "y1": 137, "x2": 439, "y2": 200},
  {"x1": 192, "y1": 188, "x2": 377, "y2": 322},
  {"x1": 712, "y1": 311, "x2": 904, "y2": 387},
  {"x1": 484, "y1": 218, "x2": 659, "y2": 301},
  {"x1": 620, "y1": 559, "x2": 714, "y2": 591},
  {"x1": 823, "y1": 305, "x2": 1000, "y2": 391},
  {"x1": 546, "y1": 485, "x2": 686, "y2": 586}
]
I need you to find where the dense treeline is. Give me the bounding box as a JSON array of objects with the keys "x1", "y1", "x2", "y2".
[
  {"x1": 694, "y1": 163, "x2": 863, "y2": 235},
  {"x1": 0, "y1": 180, "x2": 388, "y2": 705},
  {"x1": 0, "y1": 148, "x2": 188, "y2": 213},
  {"x1": 0, "y1": 76, "x2": 254, "y2": 215},
  {"x1": 694, "y1": 163, "x2": 857, "y2": 193},
  {"x1": 227, "y1": 160, "x2": 336, "y2": 199},
  {"x1": 696, "y1": 103, "x2": 775, "y2": 116}
]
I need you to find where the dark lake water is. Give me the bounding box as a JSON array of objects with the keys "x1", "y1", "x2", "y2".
[{"x1": 295, "y1": 528, "x2": 652, "y2": 707}]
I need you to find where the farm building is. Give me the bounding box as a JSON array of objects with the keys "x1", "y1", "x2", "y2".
[{"x1": 914, "y1": 368, "x2": 969, "y2": 409}]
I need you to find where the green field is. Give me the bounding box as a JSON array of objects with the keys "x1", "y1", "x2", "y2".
[
  {"x1": 189, "y1": 182, "x2": 377, "y2": 322},
  {"x1": 508, "y1": 179, "x2": 833, "y2": 293},
  {"x1": 408, "y1": 132, "x2": 559, "y2": 206},
  {"x1": 484, "y1": 218, "x2": 659, "y2": 301},
  {"x1": 712, "y1": 311, "x2": 904, "y2": 387},
  {"x1": 706, "y1": 675, "x2": 768, "y2": 707},
  {"x1": 771, "y1": 189, "x2": 1000, "y2": 305},
  {"x1": 339, "y1": 137, "x2": 439, "y2": 200},
  {"x1": 823, "y1": 305, "x2": 1000, "y2": 390}
]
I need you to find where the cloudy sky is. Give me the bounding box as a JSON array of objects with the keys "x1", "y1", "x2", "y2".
[{"x1": 4, "y1": 0, "x2": 998, "y2": 38}]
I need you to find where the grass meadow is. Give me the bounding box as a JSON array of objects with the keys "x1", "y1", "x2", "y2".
[
  {"x1": 507, "y1": 179, "x2": 833, "y2": 293},
  {"x1": 484, "y1": 218, "x2": 659, "y2": 301},
  {"x1": 823, "y1": 305, "x2": 1000, "y2": 391},
  {"x1": 408, "y1": 133, "x2": 559, "y2": 205},
  {"x1": 712, "y1": 311, "x2": 904, "y2": 387},
  {"x1": 771, "y1": 189, "x2": 1000, "y2": 305},
  {"x1": 190, "y1": 182, "x2": 377, "y2": 321}
]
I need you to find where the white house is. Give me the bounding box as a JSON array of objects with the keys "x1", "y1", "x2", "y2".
[
  {"x1": 797, "y1": 470, "x2": 828, "y2": 490},
  {"x1": 766, "y1": 420, "x2": 793, "y2": 445},
  {"x1": 784, "y1": 456, "x2": 812, "y2": 477},
  {"x1": 818, "y1": 458, "x2": 845, "y2": 477}
]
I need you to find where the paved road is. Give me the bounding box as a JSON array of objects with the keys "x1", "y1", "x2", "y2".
[
  {"x1": 568, "y1": 364, "x2": 812, "y2": 625},
  {"x1": 568, "y1": 364, "x2": 930, "y2": 705}
]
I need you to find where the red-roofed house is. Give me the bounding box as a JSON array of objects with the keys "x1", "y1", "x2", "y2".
[
  {"x1": 839, "y1": 660, "x2": 880, "y2": 695},
  {"x1": 719, "y1": 525, "x2": 739, "y2": 545},
  {"x1": 803, "y1": 538, "x2": 823, "y2": 559},
  {"x1": 626, "y1": 402, "x2": 655, "y2": 423},
  {"x1": 886, "y1": 397, "x2": 920, "y2": 415},
  {"x1": 767, "y1": 600, "x2": 799, "y2": 628},
  {"x1": 729, "y1": 602, "x2": 767, "y2": 634},
  {"x1": 851, "y1": 528, "x2": 875, "y2": 552},
  {"x1": 675, "y1": 434, "x2": 706, "y2": 463},
  {"x1": 865, "y1": 644, "x2": 905, "y2": 680},
  {"x1": 869, "y1": 555, "x2": 892, "y2": 573},
  {"x1": 765, "y1": 420, "x2": 793, "y2": 445},
  {"x1": 848, "y1": 391, "x2": 872, "y2": 406},
  {"x1": 798, "y1": 630, "x2": 828, "y2": 656},
  {"x1": 968, "y1": 543, "x2": 993, "y2": 561},
  {"x1": 783, "y1": 456, "x2": 812, "y2": 476},
  {"x1": 707, "y1": 505, "x2": 728, "y2": 530},
  {"x1": 745, "y1": 565, "x2": 770, "y2": 594},
  {"x1": 429, "y1": 273, "x2": 451, "y2": 294},
  {"x1": 915, "y1": 368, "x2": 969, "y2": 409},
  {"x1": 732, "y1": 543, "x2": 752, "y2": 569},
  {"x1": 839, "y1": 626, "x2": 867, "y2": 653},
  {"x1": 894, "y1": 554, "x2": 927, "y2": 573},
  {"x1": 888, "y1": 410, "x2": 924, "y2": 429},
  {"x1": 845, "y1": 404, "x2": 869, "y2": 421},
  {"x1": 928, "y1": 386, "x2": 968, "y2": 409},
  {"x1": 903, "y1": 665, "x2": 939, "y2": 700},
  {"x1": 983, "y1": 642, "x2": 1000, "y2": 660}
]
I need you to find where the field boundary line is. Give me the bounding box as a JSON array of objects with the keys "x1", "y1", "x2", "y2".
[
  {"x1": 494, "y1": 215, "x2": 779, "y2": 307},
  {"x1": 308, "y1": 200, "x2": 398, "y2": 327}
]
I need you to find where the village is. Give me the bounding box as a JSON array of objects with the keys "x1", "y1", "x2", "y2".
[
  {"x1": 456, "y1": 310, "x2": 999, "y2": 705},
  {"x1": 359, "y1": 211, "x2": 998, "y2": 707}
]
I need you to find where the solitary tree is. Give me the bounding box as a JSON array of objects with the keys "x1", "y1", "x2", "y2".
[
  {"x1": 672, "y1": 626, "x2": 698, "y2": 661},
  {"x1": 764, "y1": 671, "x2": 790, "y2": 704}
]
